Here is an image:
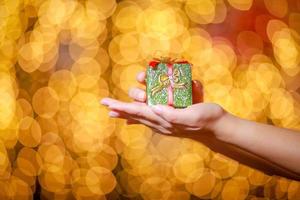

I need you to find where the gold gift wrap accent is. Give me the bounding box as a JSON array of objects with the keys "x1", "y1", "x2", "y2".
[{"x1": 151, "y1": 68, "x2": 187, "y2": 96}]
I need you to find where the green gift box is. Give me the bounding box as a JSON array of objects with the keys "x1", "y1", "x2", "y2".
[{"x1": 146, "y1": 58, "x2": 192, "y2": 108}]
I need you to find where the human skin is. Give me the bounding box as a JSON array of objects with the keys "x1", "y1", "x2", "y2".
[{"x1": 101, "y1": 71, "x2": 300, "y2": 180}]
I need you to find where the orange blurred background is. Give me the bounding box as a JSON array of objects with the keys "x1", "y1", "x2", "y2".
[{"x1": 0, "y1": 0, "x2": 299, "y2": 199}]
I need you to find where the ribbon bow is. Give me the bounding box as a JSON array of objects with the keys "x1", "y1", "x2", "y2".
[
  {"x1": 151, "y1": 68, "x2": 187, "y2": 96},
  {"x1": 149, "y1": 57, "x2": 188, "y2": 68}
]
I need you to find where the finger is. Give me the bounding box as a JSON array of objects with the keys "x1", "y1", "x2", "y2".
[
  {"x1": 108, "y1": 101, "x2": 148, "y2": 118},
  {"x1": 100, "y1": 97, "x2": 119, "y2": 106},
  {"x1": 151, "y1": 127, "x2": 172, "y2": 135},
  {"x1": 102, "y1": 98, "x2": 172, "y2": 129},
  {"x1": 108, "y1": 110, "x2": 137, "y2": 121},
  {"x1": 128, "y1": 87, "x2": 146, "y2": 102},
  {"x1": 109, "y1": 111, "x2": 170, "y2": 134},
  {"x1": 108, "y1": 105, "x2": 153, "y2": 120},
  {"x1": 108, "y1": 101, "x2": 172, "y2": 128},
  {"x1": 108, "y1": 110, "x2": 135, "y2": 120},
  {"x1": 136, "y1": 71, "x2": 146, "y2": 85},
  {"x1": 151, "y1": 104, "x2": 199, "y2": 126},
  {"x1": 192, "y1": 80, "x2": 203, "y2": 104},
  {"x1": 108, "y1": 110, "x2": 157, "y2": 128},
  {"x1": 108, "y1": 111, "x2": 120, "y2": 118}
]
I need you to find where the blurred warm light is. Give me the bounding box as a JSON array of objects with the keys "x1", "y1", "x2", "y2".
[
  {"x1": 48, "y1": 70, "x2": 77, "y2": 101},
  {"x1": 0, "y1": 0, "x2": 299, "y2": 199},
  {"x1": 18, "y1": 116, "x2": 42, "y2": 148},
  {"x1": 227, "y1": 0, "x2": 253, "y2": 11},
  {"x1": 173, "y1": 153, "x2": 204, "y2": 183},
  {"x1": 264, "y1": 0, "x2": 288, "y2": 18},
  {"x1": 0, "y1": 72, "x2": 16, "y2": 129},
  {"x1": 32, "y1": 87, "x2": 59, "y2": 118},
  {"x1": 184, "y1": 0, "x2": 216, "y2": 24},
  {"x1": 221, "y1": 176, "x2": 249, "y2": 199},
  {"x1": 185, "y1": 169, "x2": 218, "y2": 198}
]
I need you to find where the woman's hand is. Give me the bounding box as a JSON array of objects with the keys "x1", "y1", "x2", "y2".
[
  {"x1": 101, "y1": 71, "x2": 300, "y2": 179},
  {"x1": 101, "y1": 71, "x2": 226, "y2": 139}
]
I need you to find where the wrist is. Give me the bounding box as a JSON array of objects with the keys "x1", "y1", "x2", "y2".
[{"x1": 208, "y1": 111, "x2": 238, "y2": 143}]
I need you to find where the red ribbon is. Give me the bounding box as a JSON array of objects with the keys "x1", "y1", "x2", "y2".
[
  {"x1": 167, "y1": 63, "x2": 173, "y2": 106},
  {"x1": 149, "y1": 59, "x2": 189, "y2": 68},
  {"x1": 148, "y1": 58, "x2": 189, "y2": 106}
]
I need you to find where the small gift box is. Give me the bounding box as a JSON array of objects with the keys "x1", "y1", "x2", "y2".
[{"x1": 146, "y1": 57, "x2": 192, "y2": 108}]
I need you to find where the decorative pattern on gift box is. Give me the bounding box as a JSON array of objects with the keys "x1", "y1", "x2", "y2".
[{"x1": 146, "y1": 58, "x2": 192, "y2": 108}]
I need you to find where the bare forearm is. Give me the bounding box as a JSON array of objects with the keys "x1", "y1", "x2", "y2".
[{"x1": 213, "y1": 112, "x2": 300, "y2": 175}]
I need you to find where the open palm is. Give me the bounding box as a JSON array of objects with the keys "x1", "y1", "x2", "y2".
[{"x1": 101, "y1": 71, "x2": 225, "y2": 138}]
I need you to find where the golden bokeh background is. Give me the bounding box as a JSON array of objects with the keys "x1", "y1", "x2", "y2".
[{"x1": 0, "y1": 0, "x2": 300, "y2": 199}]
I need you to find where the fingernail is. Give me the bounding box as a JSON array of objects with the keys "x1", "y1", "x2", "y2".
[
  {"x1": 151, "y1": 105, "x2": 163, "y2": 114},
  {"x1": 138, "y1": 92, "x2": 145, "y2": 100},
  {"x1": 100, "y1": 98, "x2": 109, "y2": 105},
  {"x1": 164, "y1": 131, "x2": 172, "y2": 135},
  {"x1": 109, "y1": 111, "x2": 119, "y2": 118}
]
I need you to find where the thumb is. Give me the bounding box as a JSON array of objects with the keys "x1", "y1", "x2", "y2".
[{"x1": 192, "y1": 80, "x2": 203, "y2": 104}]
